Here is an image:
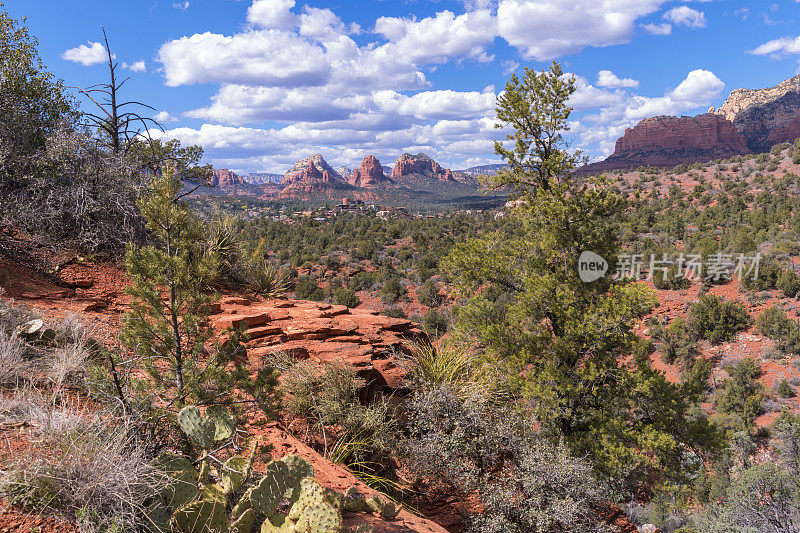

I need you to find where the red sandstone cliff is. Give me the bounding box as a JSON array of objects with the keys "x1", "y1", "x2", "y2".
[
  {"x1": 211, "y1": 168, "x2": 247, "y2": 187},
  {"x1": 581, "y1": 114, "x2": 750, "y2": 173},
  {"x1": 391, "y1": 153, "x2": 457, "y2": 183},
  {"x1": 349, "y1": 155, "x2": 391, "y2": 187}
]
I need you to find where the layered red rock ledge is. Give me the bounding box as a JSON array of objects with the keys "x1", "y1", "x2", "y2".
[{"x1": 211, "y1": 297, "x2": 426, "y2": 398}]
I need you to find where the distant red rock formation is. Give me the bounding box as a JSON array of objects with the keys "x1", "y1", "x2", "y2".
[
  {"x1": 613, "y1": 114, "x2": 748, "y2": 155},
  {"x1": 349, "y1": 155, "x2": 389, "y2": 187},
  {"x1": 392, "y1": 153, "x2": 457, "y2": 182},
  {"x1": 211, "y1": 168, "x2": 246, "y2": 187},
  {"x1": 282, "y1": 154, "x2": 343, "y2": 186},
  {"x1": 581, "y1": 114, "x2": 750, "y2": 173}
]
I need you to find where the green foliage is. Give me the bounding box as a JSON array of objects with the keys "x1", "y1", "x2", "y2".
[
  {"x1": 0, "y1": 7, "x2": 75, "y2": 190},
  {"x1": 687, "y1": 295, "x2": 751, "y2": 345},
  {"x1": 405, "y1": 386, "x2": 605, "y2": 532},
  {"x1": 121, "y1": 167, "x2": 279, "y2": 413},
  {"x1": 332, "y1": 286, "x2": 360, "y2": 308},
  {"x1": 778, "y1": 379, "x2": 794, "y2": 398},
  {"x1": 716, "y1": 358, "x2": 763, "y2": 430},
  {"x1": 661, "y1": 318, "x2": 701, "y2": 368},
  {"x1": 295, "y1": 275, "x2": 325, "y2": 301},
  {"x1": 274, "y1": 358, "x2": 397, "y2": 466},
  {"x1": 695, "y1": 463, "x2": 800, "y2": 533},
  {"x1": 379, "y1": 278, "x2": 406, "y2": 304},
  {"x1": 489, "y1": 61, "x2": 579, "y2": 193},
  {"x1": 417, "y1": 280, "x2": 442, "y2": 307},
  {"x1": 421, "y1": 308, "x2": 448, "y2": 340},
  {"x1": 441, "y1": 61, "x2": 722, "y2": 494}
]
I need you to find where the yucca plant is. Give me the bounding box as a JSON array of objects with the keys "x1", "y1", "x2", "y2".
[
  {"x1": 207, "y1": 215, "x2": 240, "y2": 282},
  {"x1": 239, "y1": 239, "x2": 290, "y2": 299}
]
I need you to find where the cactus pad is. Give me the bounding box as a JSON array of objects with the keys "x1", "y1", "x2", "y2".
[
  {"x1": 248, "y1": 459, "x2": 294, "y2": 517},
  {"x1": 221, "y1": 455, "x2": 250, "y2": 495},
  {"x1": 206, "y1": 405, "x2": 236, "y2": 441},
  {"x1": 170, "y1": 498, "x2": 228, "y2": 533},
  {"x1": 230, "y1": 507, "x2": 255, "y2": 533},
  {"x1": 178, "y1": 405, "x2": 215, "y2": 450},
  {"x1": 294, "y1": 501, "x2": 341, "y2": 533}
]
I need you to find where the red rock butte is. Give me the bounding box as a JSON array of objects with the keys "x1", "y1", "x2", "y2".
[
  {"x1": 391, "y1": 153, "x2": 456, "y2": 182},
  {"x1": 348, "y1": 155, "x2": 389, "y2": 188}
]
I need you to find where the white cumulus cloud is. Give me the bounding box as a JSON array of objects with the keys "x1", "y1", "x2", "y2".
[
  {"x1": 497, "y1": 0, "x2": 666, "y2": 60},
  {"x1": 597, "y1": 70, "x2": 639, "y2": 88},
  {"x1": 642, "y1": 23, "x2": 672, "y2": 35},
  {"x1": 247, "y1": 0, "x2": 298, "y2": 30},
  {"x1": 123, "y1": 60, "x2": 146, "y2": 72},
  {"x1": 750, "y1": 35, "x2": 800, "y2": 57},
  {"x1": 664, "y1": 6, "x2": 706, "y2": 29},
  {"x1": 61, "y1": 41, "x2": 111, "y2": 66}
]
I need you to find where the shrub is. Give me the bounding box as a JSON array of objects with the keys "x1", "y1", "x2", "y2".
[
  {"x1": 778, "y1": 379, "x2": 795, "y2": 398},
  {"x1": 380, "y1": 278, "x2": 406, "y2": 304},
  {"x1": 422, "y1": 308, "x2": 448, "y2": 340},
  {"x1": 756, "y1": 306, "x2": 794, "y2": 339},
  {"x1": 417, "y1": 279, "x2": 442, "y2": 307},
  {"x1": 688, "y1": 295, "x2": 751, "y2": 345},
  {"x1": 755, "y1": 306, "x2": 800, "y2": 355},
  {"x1": 294, "y1": 275, "x2": 325, "y2": 301},
  {"x1": 121, "y1": 168, "x2": 278, "y2": 413},
  {"x1": 661, "y1": 318, "x2": 701, "y2": 368},
  {"x1": 332, "y1": 286, "x2": 360, "y2": 308},
  {"x1": 405, "y1": 386, "x2": 605, "y2": 533},
  {"x1": 0, "y1": 403, "x2": 160, "y2": 533},
  {"x1": 271, "y1": 357, "x2": 396, "y2": 465},
  {"x1": 716, "y1": 358, "x2": 763, "y2": 429}
]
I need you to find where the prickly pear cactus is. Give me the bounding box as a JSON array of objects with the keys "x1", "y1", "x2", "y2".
[
  {"x1": 178, "y1": 405, "x2": 216, "y2": 450},
  {"x1": 206, "y1": 405, "x2": 236, "y2": 441},
  {"x1": 295, "y1": 501, "x2": 342, "y2": 533},
  {"x1": 170, "y1": 498, "x2": 228, "y2": 533},
  {"x1": 365, "y1": 495, "x2": 400, "y2": 520},
  {"x1": 230, "y1": 507, "x2": 255, "y2": 533}
]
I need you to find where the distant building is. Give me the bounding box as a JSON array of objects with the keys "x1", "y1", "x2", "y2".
[{"x1": 337, "y1": 197, "x2": 364, "y2": 210}]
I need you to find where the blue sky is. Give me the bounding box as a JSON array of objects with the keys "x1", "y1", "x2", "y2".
[{"x1": 6, "y1": 0, "x2": 800, "y2": 174}]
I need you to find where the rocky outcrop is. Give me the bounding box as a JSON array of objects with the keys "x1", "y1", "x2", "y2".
[
  {"x1": 336, "y1": 166, "x2": 353, "y2": 180},
  {"x1": 711, "y1": 75, "x2": 800, "y2": 152},
  {"x1": 211, "y1": 169, "x2": 246, "y2": 187},
  {"x1": 583, "y1": 114, "x2": 750, "y2": 172},
  {"x1": 280, "y1": 161, "x2": 348, "y2": 194},
  {"x1": 391, "y1": 153, "x2": 457, "y2": 183},
  {"x1": 349, "y1": 156, "x2": 390, "y2": 188},
  {"x1": 211, "y1": 297, "x2": 426, "y2": 399},
  {"x1": 282, "y1": 154, "x2": 343, "y2": 186}
]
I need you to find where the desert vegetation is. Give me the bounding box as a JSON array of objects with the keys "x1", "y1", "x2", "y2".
[{"x1": 5, "y1": 7, "x2": 800, "y2": 533}]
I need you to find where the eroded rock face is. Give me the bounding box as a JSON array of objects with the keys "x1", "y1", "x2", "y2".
[
  {"x1": 349, "y1": 155, "x2": 389, "y2": 187},
  {"x1": 282, "y1": 154, "x2": 343, "y2": 186},
  {"x1": 281, "y1": 161, "x2": 348, "y2": 194},
  {"x1": 211, "y1": 169, "x2": 246, "y2": 187},
  {"x1": 584, "y1": 114, "x2": 750, "y2": 172},
  {"x1": 712, "y1": 75, "x2": 800, "y2": 152},
  {"x1": 391, "y1": 153, "x2": 456, "y2": 183},
  {"x1": 211, "y1": 297, "x2": 426, "y2": 398}
]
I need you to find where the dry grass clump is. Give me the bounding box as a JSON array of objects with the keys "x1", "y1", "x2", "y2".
[
  {"x1": 0, "y1": 392, "x2": 163, "y2": 532},
  {"x1": 0, "y1": 299, "x2": 164, "y2": 532}
]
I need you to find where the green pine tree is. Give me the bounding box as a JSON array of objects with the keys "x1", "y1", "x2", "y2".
[
  {"x1": 121, "y1": 165, "x2": 278, "y2": 415},
  {"x1": 444, "y1": 61, "x2": 724, "y2": 495}
]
